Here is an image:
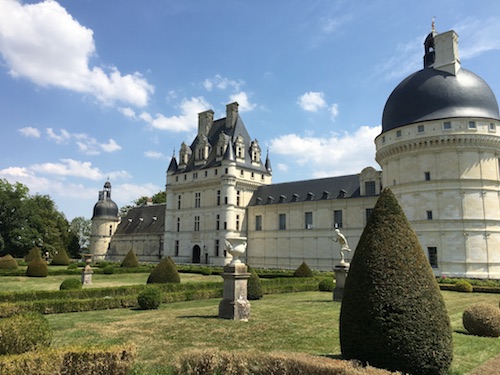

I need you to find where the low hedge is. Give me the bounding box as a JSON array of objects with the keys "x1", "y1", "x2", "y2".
[{"x1": 0, "y1": 344, "x2": 136, "y2": 375}]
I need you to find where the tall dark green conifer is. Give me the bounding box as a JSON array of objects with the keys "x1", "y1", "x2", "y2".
[{"x1": 340, "y1": 188, "x2": 452, "y2": 375}]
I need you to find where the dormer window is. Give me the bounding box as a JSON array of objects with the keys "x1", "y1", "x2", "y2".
[
  {"x1": 235, "y1": 135, "x2": 245, "y2": 160},
  {"x1": 250, "y1": 139, "x2": 261, "y2": 164}
]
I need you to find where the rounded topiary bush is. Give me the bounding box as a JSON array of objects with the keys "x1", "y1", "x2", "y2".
[
  {"x1": 0, "y1": 254, "x2": 19, "y2": 270},
  {"x1": 318, "y1": 278, "x2": 334, "y2": 292},
  {"x1": 121, "y1": 249, "x2": 139, "y2": 268},
  {"x1": 67, "y1": 262, "x2": 78, "y2": 269},
  {"x1": 98, "y1": 261, "x2": 109, "y2": 269},
  {"x1": 293, "y1": 262, "x2": 313, "y2": 277},
  {"x1": 463, "y1": 303, "x2": 500, "y2": 337},
  {"x1": 455, "y1": 280, "x2": 473, "y2": 293},
  {"x1": 137, "y1": 286, "x2": 162, "y2": 310},
  {"x1": 0, "y1": 312, "x2": 52, "y2": 355},
  {"x1": 59, "y1": 278, "x2": 82, "y2": 290},
  {"x1": 103, "y1": 265, "x2": 115, "y2": 274},
  {"x1": 26, "y1": 256, "x2": 48, "y2": 277},
  {"x1": 247, "y1": 266, "x2": 263, "y2": 300},
  {"x1": 147, "y1": 257, "x2": 180, "y2": 284},
  {"x1": 25, "y1": 247, "x2": 42, "y2": 263},
  {"x1": 51, "y1": 249, "x2": 70, "y2": 266},
  {"x1": 200, "y1": 267, "x2": 212, "y2": 275}
]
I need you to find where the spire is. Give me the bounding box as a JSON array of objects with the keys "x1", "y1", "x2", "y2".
[
  {"x1": 167, "y1": 153, "x2": 178, "y2": 174},
  {"x1": 223, "y1": 139, "x2": 235, "y2": 162},
  {"x1": 265, "y1": 149, "x2": 272, "y2": 174}
]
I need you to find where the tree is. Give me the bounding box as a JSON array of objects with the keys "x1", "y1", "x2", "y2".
[
  {"x1": 339, "y1": 188, "x2": 453, "y2": 375},
  {"x1": 120, "y1": 190, "x2": 166, "y2": 218},
  {"x1": 69, "y1": 216, "x2": 91, "y2": 250}
]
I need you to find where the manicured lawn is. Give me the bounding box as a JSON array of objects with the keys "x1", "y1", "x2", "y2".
[{"x1": 45, "y1": 290, "x2": 500, "y2": 374}]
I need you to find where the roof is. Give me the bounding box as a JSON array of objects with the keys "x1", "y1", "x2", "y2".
[
  {"x1": 113, "y1": 204, "x2": 165, "y2": 236},
  {"x1": 92, "y1": 199, "x2": 118, "y2": 220},
  {"x1": 249, "y1": 174, "x2": 362, "y2": 206}
]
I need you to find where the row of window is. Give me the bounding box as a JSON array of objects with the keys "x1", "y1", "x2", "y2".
[
  {"x1": 175, "y1": 168, "x2": 266, "y2": 182},
  {"x1": 177, "y1": 190, "x2": 242, "y2": 209},
  {"x1": 176, "y1": 214, "x2": 241, "y2": 232},
  {"x1": 173, "y1": 239, "x2": 226, "y2": 258}
]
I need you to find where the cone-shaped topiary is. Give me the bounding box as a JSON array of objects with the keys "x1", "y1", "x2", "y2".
[
  {"x1": 0, "y1": 254, "x2": 18, "y2": 270},
  {"x1": 340, "y1": 188, "x2": 453, "y2": 375},
  {"x1": 147, "y1": 256, "x2": 180, "y2": 284},
  {"x1": 463, "y1": 303, "x2": 500, "y2": 337},
  {"x1": 26, "y1": 256, "x2": 48, "y2": 277},
  {"x1": 25, "y1": 247, "x2": 42, "y2": 263},
  {"x1": 247, "y1": 266, "x2": 263, "y2": 300},
  {"x1": 293, "y1": 261, "x2": 313, "y2": 277},
  {"x1": 51, "y1": 249, "x2": 70, "y2": 266},
  {"x1": 121, "y1": 249, "x2": 139, "y2": 268}
]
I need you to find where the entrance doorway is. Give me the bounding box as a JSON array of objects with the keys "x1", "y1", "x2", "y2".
[{"x1": 192, "y1": 245, "x2": 201, "y2": 264}]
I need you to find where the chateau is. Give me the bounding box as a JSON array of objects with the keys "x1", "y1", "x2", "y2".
[{"x1": 91, "y1": 26, "x2": 500, "y2": 279}]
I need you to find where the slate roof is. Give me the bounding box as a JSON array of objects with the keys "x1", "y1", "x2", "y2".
[
  {"x1": 249, "y1": 174, "x2": 362, "y2": 206},
  {"x1": 113, "y1": 204, "x2": 165, "y2": 235}
]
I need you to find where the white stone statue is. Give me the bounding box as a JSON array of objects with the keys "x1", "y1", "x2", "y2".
[{"x1": 333, "y1": 229, "x2": 351, "y2": 264}]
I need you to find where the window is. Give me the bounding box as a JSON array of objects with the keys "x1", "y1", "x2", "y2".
[
  {"x1": 396, "y1": 130, "x2": 402, "y2": 137},
  {"x1": 382, "y1": 136, "x2": 385, "y2": 143},
  {"x1": 224, "y1": 196, "x2": 228, "y2": 205},
  {"x1": 194, "y1": 192, "x2": 201, "y2": 208},
  {"x1": 365, "y1": 181, "x2": 376, "y2": 196},
  {"x1": 193, "y1": 172, "x2": 198, "y2": 179},
  {"x1": 176, "y1": 218, "x2": 180, "y2": 232},
  {"x1": 175, "y1": 176, "x2": 179, "y2": 182},
  {"x1": 305, "y1": 212, "x2": 313, "y2": 229},
  {"x1": 425, "y1": 172, "x2": 431, "y2": 181},
  {"x1": 215, "y1": 169, "x2": 218, "y2": 175},
  {"x1": 428, "y1": 247, "x2": 438, "y2": 268},
  {"x1": 236, "y1": 191, "x2": 241, "y2": 206},
  {"x1": 204, "y1": 171, "x2": 208, "y2": 177},
  {"x1": 468, "y1": 121, "x2": 477, "y2": 129},
  {"x1": 240, "y1": 170, "x2": 244, "y2": 176},
  {"x1": 175, "y1": 240, "x2": 179, "y2": 257},
  {"x1": 251, "y1": 172, "x2": 255, "y2": 179},
  {"x1": 443, "y1": 121, "x2": 451, "y2": 130},
  {"x1": 417, "y1": 125, "x2": 425, "y2": 133},
  {"x1": 236, "y1": 215, "x2": 240, "y2": 231},
  {"x1": 217, "y1": 190, "x2": 221, "y2": 206},
  {"x1": 490, "y1": 123, "x2": 496, "y2": 131},
  {"x1": 365, "y1": 208, "x2": 374, "y2": 223},
  {"x1": 109, "y1": 225, "x2": 113, "y2": 236},
  {"x1": 427, "y1": 210, "x2": 433, "y2": 220},
  {"x1": 184, "y1": 175, "x2": 187, "y2": 181},
  {"x1": 216, "y1": 215, "x2": 220, "y2": 230},
  {"x1": 215, "y1": 239, "x2": 220, "y2": 257},
  {"x1": 224, "y1": 221, "x2": 227, "y2": 230},
  {"x1": 177, "y1": 195, "x2": 181, "y2": 209},
  {"x1": 194, "y1": 216, "x2": 200, "y2": 231},
  {"x1": 279, "y1": 214, "x2": 286, "y2": 230},
  {"x1": 255, "y1": 215, "x2": 262, "y2": 231},
  {"x1": 334, "y1": 210, "x2": 343, "y2": 228}
]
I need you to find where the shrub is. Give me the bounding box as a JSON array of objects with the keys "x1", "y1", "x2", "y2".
[
  {"x1": 293, "y1": 261, "x2": 313, "y2": 277},
  {"x1": 98, "y1": 261, "x2": 109, "y2": 269},
  {"x1": 67, "y1": 263, "x2": 78, "y2": 270},
  {"x1": 0, "y1": 254, "x2": 18, "y2": 270},
  {"x1": 25, "y1": 247, "x2": 42, "y2": 263},
  {"x1": 247, "y1": 266, "x2": 263, "y2": 300},
  {"x1": 104, "y1": 265, "x2": 115, "y2": 274},
  {"x1": 121, "y1": 249, "x2": 139, "y2": 268},
  {"x1": 26, "y1": 256, "x2": 48, "y2": 277},
  {"x1": 340, "y1": 188, "x2": 453, "y2": 375},
  {"x1": 59, "y1": 278, "x2": 82, "y2": 291},
  {"x1": 200, "y1": 267, "x2": 212, "y2": 275},
  {"x1": 51, "y1": 249, "x2": 70, "y2": 266},
  {"x1": 147, "y1": 257, "x2": 180, "y2": 284},
  {"x1": 0, "y1": 312, "x2": 52, "y2": 355},
  {"x1": 455, "y1": 280, "x2": 473, "y2": 293},
  {"x1": 463, "y1": 303, "x2": 500, "y2": 337},
  {"x1": 137, "y1": 286, "x2": 162, "y2": 310},
  {"x1": 318, "y1": 278, "x2": 334, "y2": 292}
]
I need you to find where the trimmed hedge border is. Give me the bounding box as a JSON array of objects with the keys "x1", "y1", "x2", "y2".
[
  {"x1": 0, "y1": 344, "x2": 136, "y2": 375},
  {"x1": 438, "y1": 284, "x2": 500, "y2": 293}
]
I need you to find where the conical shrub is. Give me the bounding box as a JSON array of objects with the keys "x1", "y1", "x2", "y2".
[
  {"x1": 293, "y1": 261, "x2": 313, "y2": 277},
  {"x1": 25, "y1": 247, "x2": 42, "y2": 263},
  {"x1": 121, "y1": 249, "x2": 139, "y2": 268},
  {"x1": 26, "y1": 256, "x2": 48, "y2": 277},
  {"x1": 247, "y1": 266, "x2": 263, "y2": 300},
  {"x1": 51, "y1": 249, "x2": 70, "y2": 266},
  {"x1": 340, "y1": 188, "x2": 453, "y2": 375},
  {"x1": 0, "y1": 254, "x2": 18, "y2": 270},
  {"x1": 147, "y1": 256, "x2": 180, "y2": 284}
]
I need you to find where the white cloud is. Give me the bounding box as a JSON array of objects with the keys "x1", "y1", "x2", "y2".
[
  {"x1": 144, "y1": 151, "x2": 165, "y2": 159},
  {"x1": 297, "y1": 91, "x2": 327, "y2": 112},
  {"x1": 277, "y1": 163, "x2": 289, "y2": 172},
  {"x1": 203, "y1": 74, "x2": 244, "y2": 92},
  {"x1": 140, "y1": 96, "x2": 211, "y2": 132},
  {"x1": 229, "y1": 91, "x2": 256, "y2": 112},
  {"x1": 269, "y1": 125, "x2": 381, "y2": 176},
  {"x1": 100, "y1": 139, "x2": 121, "y2": 153},
  {"x1": 47, "y1": 128, "x2": 71, "y2": 143},
  {"x1": 0, "y1": 0, "x2": 153, "y2": 107},
  {"x1": 113, "y1": 182, "x2": 162, "y2": 205},
  {"x1": 45, "y1": 128, "x2": 121, "y2": 155},
  {"x1": 119, "y1": 107, "x2": 136, "y2": 119},
  {"x1": 453, "y1": 17, "x2": 500, "y2": 59},
  {"x1": 0, "y1": 166, "x2": 31, "y2": 178},
  {"x1": 30, "y1": 159, "x2": 103, "y2": 180},
  {"x1": 18, "y1": 126, "x2": 40, "y2": 138},
  {"x1": 330, "y1": 103, "x2": 339, "y2": 121}
]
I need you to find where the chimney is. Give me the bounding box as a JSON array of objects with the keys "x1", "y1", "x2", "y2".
[
  {"x1": 432, "y1": 30, "x2": 461, "y2": 75},
  {"x1": 226, "y1": 102, "x2": 239, "y2": 128},
  {"x1": 198, "y1": 110, "x2": 214, "y2": 138}
]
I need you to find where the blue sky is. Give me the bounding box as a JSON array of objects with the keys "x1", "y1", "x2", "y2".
[{"x1": 1, "y1": 0, "x2": 500, "y2": 221}]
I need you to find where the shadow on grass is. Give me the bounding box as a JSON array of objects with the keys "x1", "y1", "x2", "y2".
[{"x1": 177, "y1": 315, "x2": 219, "y2": 319}]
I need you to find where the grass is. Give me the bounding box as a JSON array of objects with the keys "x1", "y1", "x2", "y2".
[{"x1": 43, "y1": 290, "x2": 500, "y2": 375}]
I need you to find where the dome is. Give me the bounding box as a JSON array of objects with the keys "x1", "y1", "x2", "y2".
[
  {"x1": 381, "y1": 68, "x2": 500, "y2": 133},
  {"x1": 92, "y1": 199, "x2": 119, "y2": 220}
]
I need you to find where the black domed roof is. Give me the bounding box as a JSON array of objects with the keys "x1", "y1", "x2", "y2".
[
  {"x1": 92, "y1": 199, "x2": 119, "y2": 219},
  {"x1": 382, "y1": 68, "x2": 500, "y2": 133}
]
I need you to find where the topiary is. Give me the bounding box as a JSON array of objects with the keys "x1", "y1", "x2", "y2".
[
  {"x1": 0, "y1": 312, "x2": 52, "y2": 355},
  {"x1": 26, "y1": 256, "x2": 48, "y2": 277},
  {"x1": 455, "y1": 280, "x2": 473, "y2": 293},
  {"x1": 0, "y1": 254, "x2": 19, "y2": 270},
  {"x1": 25, "y1": 247, "x2": 42, "y2": 263},
  {"x1": 463, "y1": 303, "x2": 500, "y2": 337},
  {"x1": 98, "y1": 261, "x2": 109, "y2": 269},
  {"x1": 147, "y1": 257, "x2": 181, "y2": 284},
  {"x1": 293, "y1": 261, "x2": 313, "y2": 277},
  {"x1": 340, "y1": 188, "x2": 453, "y2": 375},
  {"x1": 51, "y1": 249, "x2": 70, "y2": 266},
  {"x1": 247, "y1": 266, "x2": 263, "y2": 300},
  {"x1": 121, "y1": 249, "x2": 139, "y2": 268},
  {"x1": 60, "y1": 278, "x2": 82, "y2": 290},
  {"x1": 318, "y1": 278, "x2": 334, "y2": 292},
  {"x1": 103, "y1": 265, "x2": 115, "y2": 274},
  {"x1": 67, "y1": 262, "x2": 78, "y2": 269},
  {"x1": 137, "y1": 286, "x2": 162, "y2": 310}
]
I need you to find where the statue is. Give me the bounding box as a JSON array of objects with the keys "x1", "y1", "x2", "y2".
[{"x1": 333, "y1": 229, "x2": 351, "y2": 264}]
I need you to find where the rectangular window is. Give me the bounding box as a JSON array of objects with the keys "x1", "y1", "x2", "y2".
[
  {"x1": 279, "y1": 213, "x2": 286, "y2": 230},
  {"x1": 417, "y1": 124, "x2": 425, "y2": 133},
  {"x1": 194, "y1": 216, "x2": 200, "y2": 231},
  {"x1": 236, "y1": 215, "x2": 240, "y2": 231},
  {"x1": 443, "y1": 121, "x2": 452, "y2": 130},
  {"x1": 305, "y1": 212, "x2": 313, "y2": 229},
  {"x1": 224, "y1": 196, "x2": 228, "y2": 205},
  {"x1": 396, "y1": 130, "x2": 402, "y2": 137},
  {"x1": 224, "y1": 221, "x2": 227, "y2": 230},
  {"x1": 216, "y1": 215, "x2": 220, "y2": 230},
  {"x1": 236, "y1": 191, "x2": 241, "y2": 206},
  {"x1": 334, "y1": 210, "x2": 343, "y2": 228},
  {"x1": 382, "y1": 136, "x2": 385, "y2": 143},
  {"x1": 365, "y1": 181, "x2": 376, "y2": 196},
  {"x1": 215, "y1": 239, "x2": 219, "y2": 257},
  {"x1": 194, "y1": 192, "x2": 201, "y2": 208},
  {"x1": 427, "y1": 210, "x2": 433, "y2": 220},
  {"x1": 428, "y1": 247, "x2": 438, "y2": 268},
  {"x1": 365, "y1": 208, "x2": 374, "y2": 223},
  {"x1": 468, "y1": 121, "x2": 477, "y2": 129},
  {"x1": 425, "y1": 171, "x2": 431, "y2": 181},
  {"x1": 255, "y1": 215, "x2": 262, "y2": 231},
  {"x1": 177, "y1": 195, "x2": 182, "y2": 209},
  {"x1": 109, "y1": 225, "x2": 113, "y2": 236},
  {"x1": 217, "y1": 190, "x2": 221, "y2": 206},
  {"x1": 193, "y1": 172, "x2": 198, "y2": 179},
  {"x1": 490, "y1": 123, "x2": 496, "y2": 131},
  {"x1": 215, "y1": 169, "x2": 218, "y2": 175},
  {"x1": 176, "y1": 218, "x2": 180, "y2": 232},
  {"x1": 175, "y1": 240, "x2": 179, "y2": 257}
]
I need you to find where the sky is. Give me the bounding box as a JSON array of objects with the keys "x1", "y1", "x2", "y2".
[{"x1": 1, "y1": 0, "x2": 500, "y2": 221}]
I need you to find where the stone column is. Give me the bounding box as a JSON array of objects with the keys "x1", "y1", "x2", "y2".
[
  {"x1": 333, "y1": 263, "x2": 349, "y2": 301},
  {"x1": 81, "y1": 254, "x2": 94, "y2": 285},
  {"x1": 218, "y1": 263, "x2": 251, "y2": 321}
]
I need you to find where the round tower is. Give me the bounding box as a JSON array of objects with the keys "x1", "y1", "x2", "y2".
[
  {"x1": 89, "y1": 181, "x2": 120, "y2": 261},
  {"x1": 375, "y1": 27, "x2": 500, "y2": 278}
]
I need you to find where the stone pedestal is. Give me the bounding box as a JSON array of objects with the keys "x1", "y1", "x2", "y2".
[
  {"x1": 81, "y1": 254, "x2": 93, "y2": 286},
  {"x1": 333, "y1": 263, "x2": 349, "y2": 301},
  {"x1": 218, "y1": 263, "x2": 251, "y2": 321}
]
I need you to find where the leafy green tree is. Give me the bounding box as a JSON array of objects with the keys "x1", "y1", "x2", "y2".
[
  {"x1": 120, "y1": 190, "x2": 166, "y2": 218},
  {"x1": 69, "y1": 216, "x2": 91, "y2": 257},
  {"x1": 340, "y1": 188, "x2": 453, "y2": 375}
]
